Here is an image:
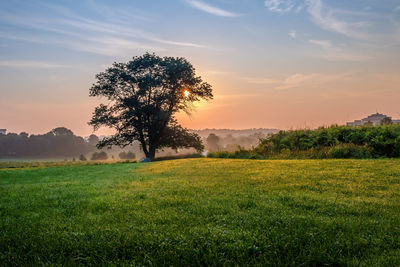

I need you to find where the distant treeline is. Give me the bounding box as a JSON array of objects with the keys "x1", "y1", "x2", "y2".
[
  {"x1": 208, "y1": 124, "x2": 400, "y2": 159},
  {"x1": 0, "y1": 127, "x2": 98, "y2": 159},
  {"x1": 8, "y1": 125, "x2": 398, "y2": 160},
  {"x1": 0, "y1": 127, "x2": 276, "y2": 160},
  {"x1": 192, "y1": 128, "x2": 279, "y2": 139}
]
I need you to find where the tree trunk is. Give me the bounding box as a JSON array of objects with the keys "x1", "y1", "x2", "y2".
[
  {"x1": 143, "y1": 150, "x2": 150, "y2": 159},
  {"x1": 148, "y1": 146, "x2": 156, "y2": 160},
  {"x1": 139, "y1": 139, "x2": 150, "y2": 160}
]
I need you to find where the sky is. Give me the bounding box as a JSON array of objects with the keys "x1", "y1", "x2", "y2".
[{"x1": 1, "y1": 0, "x2": 400, "y2": 136}]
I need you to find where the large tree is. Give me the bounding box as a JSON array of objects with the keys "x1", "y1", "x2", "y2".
[{"x1": 89, "y1": 53, "x2": 213, "y2": 160}]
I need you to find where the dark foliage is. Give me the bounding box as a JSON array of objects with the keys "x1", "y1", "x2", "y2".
[
  {"x1": 89, "y1": 53, "x2": 213, "y2": 160},
  {"x1": 208, "y1": 147, "x2": 264, "y2": 159},
  {"x1": 208, "y1": 124, "x2": 400, "y2": 159},
  {"x1": 153, "y1": 153, "x2": 204, "y2": 161}
]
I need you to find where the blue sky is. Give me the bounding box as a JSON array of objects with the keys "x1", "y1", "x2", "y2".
[{"x1": 1, "y1": 0, "x2": 400, "y2": 135}]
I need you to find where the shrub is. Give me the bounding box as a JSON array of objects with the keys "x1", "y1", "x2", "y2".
[
  {"x1": 119, "y1": 151, "x2": 136, "y2": 160},
  {"x1": 256, "y1": 124, "x2": 400, "y2": 159},
  {"x1": 207, "y1": 151, "x2": 231, "y2": 158},
  {"x1": 91, "y1": 151, "x2": 108, "y2": 161},
  {"x1": 327, "y1": 144, "x2": 372, "y2": 159},
  {"x1": 209, "y1": 124, "x2": 400, "y2": 159},
  {"x1": 207, "y1": 150, "x2": 264, "y2": 159},
  {"x1": 153, "y1": 153, "x2": 204, "y2": 161}
]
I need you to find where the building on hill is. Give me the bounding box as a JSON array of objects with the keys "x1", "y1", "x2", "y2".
[
  {"x1": 0, "y1": 129, "x2": 6, "y2": 135},
  {"x1": 346, "y1": 113, "x2": 400, "y2": 126}
]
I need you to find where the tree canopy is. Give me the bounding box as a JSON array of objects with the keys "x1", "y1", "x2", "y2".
[{"x1": 89, "y1": 53, "x2": 213, "y2": 160}]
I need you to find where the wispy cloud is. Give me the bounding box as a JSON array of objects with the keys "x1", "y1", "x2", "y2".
[
  {"x1": 52, "y1": 14, "x2": 205, "y2": 48},
  {"x1": 306, "y1": 0, "x2": 370, "y2": 39},
  {"x1": 185, "y1": 0, "x2": 240, "y2": 17},
  {"x1": 0, "y1": 32, "x2": 46, "y2": 44},
  {"x1": 308, "y1": 39, "x2": 332, "y2": 48},
  {"x1": 276, "y1": 73, "x2": 353, "y2": 90},
  {"x1": 288, "y1": 30, "x2": 296, "y2": 38},
  {"x1": 242, "y1": 73, "x2": 349, "y2": 90},
  {"x1": 83, "y1": 0, "x2": 154, "y2": 23},
  {"x1": 264, "y1": 0, "x2": 296, "y2": 14},
  {"x1": 276, "y1": 73, "x2": 320, "y2": 90},
  {"x1": 308, "y1": 38, "x2": 373, "y2": 62},
  {"x1": 295, "y1": 5, "x2": 303, "y2": 13},
  {"x1": 315, "y1": 52, "x2": 373, "y2": 62},
  {"x1": 0, "y1": 3, "x2": 206, "y2": 57},
  {"x1": 240, "y1": 76, "x2": 279, "y2": 85},
  {"x1": 0, "y1": 60, "x2": 67, "y2": 69},
  {"x1": 264, "y1": 0, "x2": 371, "y2": 39}
]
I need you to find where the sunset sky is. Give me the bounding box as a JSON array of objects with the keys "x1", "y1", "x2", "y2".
[{"x1": 1, "y1": 0, "x2": 400, "y2": 136}]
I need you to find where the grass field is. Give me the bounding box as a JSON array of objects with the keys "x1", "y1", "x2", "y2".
[{"x1": 1, "y1": 158, "x2": 400, "y2": 266}]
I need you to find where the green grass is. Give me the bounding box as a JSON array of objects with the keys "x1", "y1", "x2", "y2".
[
  {"x1": 1, "y1": 159, "x2": 400, "y2": 266},
  {"x1": 0, "y1": 159, "x2": 136, "y2": 170}
]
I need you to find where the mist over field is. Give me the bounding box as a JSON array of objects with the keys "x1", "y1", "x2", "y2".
[{"x1": 0, "y1": 128, "x2": 278, "y2": 161}]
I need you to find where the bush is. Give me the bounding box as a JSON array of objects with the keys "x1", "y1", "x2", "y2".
[
  {"x1": 119, "y1": 151, "x2": 136, "y2": 160},
  {"x1": 91, "y1": 151, "x2": 108, "y2": 161},
  {"x1": 256, "y1": 124, "x2": 400, "y2": 159},
  {"x1": 153, "y1": 153, "x2": 204, "y2": 161},
  {"x1": 207, "y1": 151, "x2": 231, "y2": 158},
  {"x1": 209, "y1": 124, "x2": 400, "y2": 159},
  {"x1": 207, "y1": 149, "x2": 264, "y2": 159},
  {"x1": 327, "y1": 144, "x2": 372, "y2": 159},
  {"x1": 79, "y1": 154, "x2": 87, "y2": 161}
]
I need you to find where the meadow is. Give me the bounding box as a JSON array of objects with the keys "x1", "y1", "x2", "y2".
[{"x1": 1, "y1": 158, "x2": 400, "y2": 266}]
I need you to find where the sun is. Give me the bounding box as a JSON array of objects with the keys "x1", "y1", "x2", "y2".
[{"x1": 184, "y1": 90, "x2": 190, "y2": 97}]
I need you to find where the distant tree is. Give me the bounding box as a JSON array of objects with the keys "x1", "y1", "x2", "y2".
[
  {"x1": 46, "y1": 127, "x2": 88, "y2": 158},
  {"x1": 223, "y1": 134, "x2": 236, "y2": 145},
  {"x1": 0, "y1": 128, "x2": 91, "y2": 159},
  {"x1": 88, "y1": 134, "x2": 99, "y2": 146},
  {"x1": 19, "y1": 132, "x2": 29, "y2": 138},
  {"x1": 119, "y1": 150, "x2": 136, "y2": 159},
  {"x1": 79, "y1": 154, "x2": 87, "y2": 161},
  {"x1": 125, "y1": 151, "x2": 135, "y2": 159},
  {"x1": 119, "y1": 151, "x2": 127, "y2": 159},
  {"x1": 206, "y1": 133, "x2": 221, "y2": 152},
  {"x1": 89, "y1": 53, "x2": 213, "y2": 160},
  {"x1": 381, "y1": 117, "x2": 393, "y2": 125},
  {"x1": 119, "y1": 151, "x2": 136, "y2": 159},
  {"x1": 91, "y1": 151, "x2": 108, "y2": 161},
  {"x1": 51, "y1": 127, "x2": 74, "y2": 136}
]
